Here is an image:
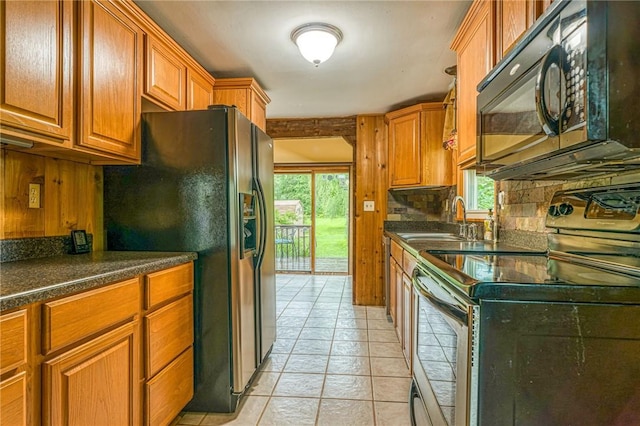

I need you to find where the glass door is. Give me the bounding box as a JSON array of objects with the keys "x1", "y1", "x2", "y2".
[
  {"x1": 274, "y1": 172, "x2": 312, "y2": 273},
  {"x1": 314, "y1": 171, "x2": 349, "y2": 273},
  {"x1": 274, "y1": 167, "x2": 350, "y2": 274}
]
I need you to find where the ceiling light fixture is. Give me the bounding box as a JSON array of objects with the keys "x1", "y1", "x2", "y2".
[{"x1": 291, "y1": 23, "x2": 343, "y2": 67}]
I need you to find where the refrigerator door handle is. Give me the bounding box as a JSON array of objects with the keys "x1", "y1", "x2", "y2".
[{"x1": 253, "y1": 178, "x2": 267, "y2": 267}]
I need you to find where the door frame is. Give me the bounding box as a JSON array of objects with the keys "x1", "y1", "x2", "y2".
[{"x1": 274, "y1": 164, "x2": 353, "y2": 275}]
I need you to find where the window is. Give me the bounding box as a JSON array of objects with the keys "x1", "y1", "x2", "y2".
[{"x1": 463, "y1": 169, "x2": 495, "y2": 218}]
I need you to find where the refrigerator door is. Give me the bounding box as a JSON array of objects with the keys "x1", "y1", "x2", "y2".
[
  {"x1": 229, "y1": 110, "x2": 258, "y2": 394},
  {"x1": 253, "y1": 125, "x2": 276, "y2": 362}
]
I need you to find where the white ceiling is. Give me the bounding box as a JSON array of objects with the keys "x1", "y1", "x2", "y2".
[{"x1": 134, "y1": 1, "x2": 472, "y2": 119}]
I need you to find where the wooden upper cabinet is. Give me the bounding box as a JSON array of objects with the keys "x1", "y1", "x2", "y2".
[
  {"x1": 0, "y1": 0, "x2": 73, "y2": 146},
  {"x1": 497, "y1": 0, "x2": 545, "y2": 60},
  {"x1": 77, "y1": 0, "x2": 143, "y2": 161},
  {"x1": 145, "y1": 35, "x2": 187, "y2": 111},
  {"x1": 387, "y1": 110, "x2": 421, "y2": 187},
  {"x1": 187, "y1": 69, "x2": 214, "y2": 110},
  {"x1": 386, "y1": 103, "x2": 453, "y2": 189},
  {"x1": 212, "y1": 78, "x2": 271, "y2": 131},
  {"x1": 451, "y1": 0, "x2": 495, "y2": 167}
]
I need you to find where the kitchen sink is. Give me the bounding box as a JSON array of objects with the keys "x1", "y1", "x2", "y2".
[{"x1": 396, "y1": 232, "x2": 464, "y2": 241}]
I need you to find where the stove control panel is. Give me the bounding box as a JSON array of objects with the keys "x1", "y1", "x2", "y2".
[
  {"x1": 548, "y1": 202, "x2": 575, "y2": 217},
  {"x1": 546, "y1": 184, "x2": 640, "y2": 233}
]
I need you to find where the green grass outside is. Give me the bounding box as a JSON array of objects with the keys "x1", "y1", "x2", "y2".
[{"x1": 314, "y1": 217, "x2": 348, "y2": 258}]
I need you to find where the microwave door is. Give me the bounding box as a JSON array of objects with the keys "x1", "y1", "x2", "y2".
[
  {"x1": 478, "y1": 59, "x2": 561, "y2": 170},
  {"x1": 535, "y1": 44, "x2": 564, "y2": 138}
]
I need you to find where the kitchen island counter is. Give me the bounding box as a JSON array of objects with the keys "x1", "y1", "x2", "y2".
[{"x1": 0, "y1": 251, "x2": 197, "y2": 311}]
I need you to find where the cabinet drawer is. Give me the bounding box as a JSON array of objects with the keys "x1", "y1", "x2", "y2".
[
  {"x1": 390, "y1": 240, "x2": 403, "y2": 263},
  {"x1": 403, "y1": 251, "x2": 418, "y2": 277},
  {"x1": 43, "y1": 278, "x2": 140, "y2": 353},
  {"x1": 145, "y1": 262, "x2": 193, "y2": 309},
  {"x1": 0, "y1": 309, "x2": 27, "y2": 375},
  {"x1": 146, "y1": 347, "x2": 193, "y2": 426},
  {"x1": 145, "y1": 295, "x2": 193, "y2": 377},
  {"x1": 0, "y1": 372, "x2": 27, "y2": 426}
]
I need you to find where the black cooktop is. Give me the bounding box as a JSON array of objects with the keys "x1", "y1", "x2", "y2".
[{"x1": 422, "y1": 252, "x2": 640, "y2": 304}]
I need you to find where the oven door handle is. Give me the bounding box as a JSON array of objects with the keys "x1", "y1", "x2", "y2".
[{"x1": 412, "y1": 268, "x2": 468, "y2": 325}]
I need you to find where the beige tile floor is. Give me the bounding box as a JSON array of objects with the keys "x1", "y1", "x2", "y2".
[{"x1": 172, "y1": 274, "x2": 412, "y2": 426}]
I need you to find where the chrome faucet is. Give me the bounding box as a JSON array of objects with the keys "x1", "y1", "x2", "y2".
[{"x1": 451, "y1": 195, "x2": 468, "y2": 238}]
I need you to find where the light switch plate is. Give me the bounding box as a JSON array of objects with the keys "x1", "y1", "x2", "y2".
[{"x1": 364, "y1": 200, "x2": 375, "y2": 211}]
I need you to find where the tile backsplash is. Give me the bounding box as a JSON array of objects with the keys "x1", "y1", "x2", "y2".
[
  {"x1": 496, "y1": 170, "x2": 640, "y2": 234},
  {"x1": 386, "y1": 187, "x2": 456, "y2": 222},
  {"x1": 386, "y1": 170, "x2": 640, "y2": 238}
]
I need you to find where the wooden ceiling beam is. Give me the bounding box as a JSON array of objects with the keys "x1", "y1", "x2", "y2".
[{"x1": 266, "y1": 116, "x2": 357, "y2": 146}]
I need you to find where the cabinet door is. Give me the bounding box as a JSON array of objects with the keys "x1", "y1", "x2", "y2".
[
  {"x1": 422, "y1": 106, "x2": 454, "y2": 186},
  {"x1": 402, "y1": 273, "x2": 413, "y2": 367},
  {"x1": 389, "y1": 260, "x2": 397, "y2": 325},
  {"x1": 212, "y1": 88, "x2": 249, "y2": 119},
  {"x1": 187, "y1": 70, "x2": 214, "y2": 110},
  {"x1": 250, "y1": 92, "x2": 267, "y2": 131},
  {"x1": 395, "y1": 261, "x2": 403, "y2": 343},
  {"x1": 43, "y1": 321, "x2": 139, "y2": 426},
  {"x1": 388, "y1": 111, "x2": 421, "y2": 187},
  {"x1": 77, "y1": 0, "x2": 142, "y2": 161},
  {"x1": 0, "y1": 372, "x2": 27, "y2": 426},
  {"x1": 453, "y1": 0, "x2": 494, "y2": 166},
  {"x1": 497, "y1": 0, "x2": 539, "y2": 59},
  {"x1": 0, "y1": 0, "x2": 73, "y2": 143},
  {"x1": 145, "y1": 35, "x2": 186, "y2": 111}
]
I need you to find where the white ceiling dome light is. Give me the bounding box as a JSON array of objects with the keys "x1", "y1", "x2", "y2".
[{"x1": 291, "y1": 23, "x2": 343, "y2": 67}]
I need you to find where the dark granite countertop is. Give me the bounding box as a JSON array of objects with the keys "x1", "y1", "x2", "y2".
[
  {"x1": 384, "y1": 230, "x2": 546, "y2": 257},
  {"x1": 0, "y1": 251, "x2": 197, "y2": 311}
]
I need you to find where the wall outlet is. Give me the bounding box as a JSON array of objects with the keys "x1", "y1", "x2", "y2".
[
  {"x1": 364, "y1": 200, "x2": 375, "y2": 211},
  {"x1": 28, "y1": 183, "x2": 41, "y2": 209}
]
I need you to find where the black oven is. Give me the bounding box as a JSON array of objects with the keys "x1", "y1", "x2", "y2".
[
  {"x1": 476, "y1": 0, "x2": 640, "y2": 180},
  {"x1": 410, "y1": 265, "x2": 478, "y2": 426}
]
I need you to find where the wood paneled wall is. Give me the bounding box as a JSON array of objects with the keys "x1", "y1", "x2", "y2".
[
  {"x1": 1, "y1": 150, "x2": 104, "y2": 249},
  {"x1": 353, "y1": 115, "x2": 387, "y2": 306}
]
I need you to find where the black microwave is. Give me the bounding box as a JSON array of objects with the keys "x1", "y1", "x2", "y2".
[{"x1": 477, "y1": 0, "x2": 640, "y2": 180}]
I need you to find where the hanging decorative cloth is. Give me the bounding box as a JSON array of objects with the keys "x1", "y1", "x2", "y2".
[{"x1": 442, "y1": 82, "x2": 457, "y2": 150}]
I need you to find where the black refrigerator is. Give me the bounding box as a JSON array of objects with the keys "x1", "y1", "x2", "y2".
[{"x1": 103, "y1": 106, "x2": 276, "y2": 412}]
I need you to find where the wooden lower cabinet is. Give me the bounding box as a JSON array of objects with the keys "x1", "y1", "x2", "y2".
[
  {"x1": 42, "y1": 321, "x2": 140, "y2": 426},
  {"x1": 389, "y1": 260, "x2": 397, "y2": 324},
  {"x1": 0, "y1": 308, "x2": 29, "y2": 426},
  {"x1": 0, "y1": 261, "x2": 194, "y2": 426},
  {"x1": 0, "y1": 372, "x2": 27, "y2": 426},
  {"x1": 145, "y1": 295, "x2": 193, "y2": 378},
  {"x1": 42, "y1": 277, "x2": 140, "y2": 354},
  {"x1": 387, "y1": 242, "x2": 416, "y2": 368},
  {"x1": 146, "y1": 347, "x2": 194, "y2": 426},
  {"x1": 143, "y1": 268, "x2": 194, "y2": 425},
  {"x1": 0, "y1": 309, "x2": 27, "y2": 375},
  {"x1": 402, "y1": 273, "x2": 413, "y2": 368},
  {"x1": 394, "y1": 260, "x2": 403, "y2": 344}
]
